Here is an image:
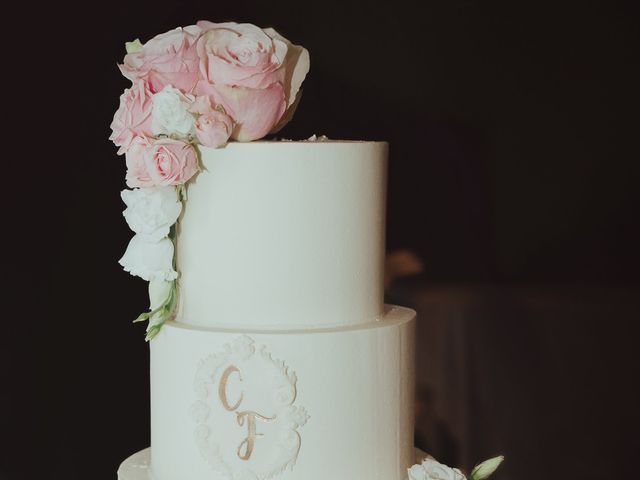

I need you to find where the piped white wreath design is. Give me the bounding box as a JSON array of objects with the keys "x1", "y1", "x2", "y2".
[{"x1": 191, "y1": 336, "x2": 309, "y2": 480}]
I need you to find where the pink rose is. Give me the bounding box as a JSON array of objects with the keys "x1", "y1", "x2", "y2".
[
  {"x1": 110, "y1": 80, "x2": 154, "y2": 155},
  {"x1": 194, "y1": 110, "x2": 234, "y2": 148},
  {"x1": 197, "y1": 22, "x2": 287, "y2": 89},
  {"x1": 125, "y1": 137, "x2": 198, "y2": 187},
  {"x1": 145, "y1": 138, "x2": 198, "y2": 186},
  {"x1": 125, "y1": 137, "x2": 154, "y2": 188},
  {"x1": 194, "y1": 21, "x2": 310, "y2": 141},
  {"x1": 120, "y1": 25, "x2": 202, "y2": 94}
]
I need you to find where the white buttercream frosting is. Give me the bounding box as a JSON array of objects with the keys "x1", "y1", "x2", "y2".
[
  {"x1": 177, "y1": 141, "x2": 388, "y2": 329},
  {"x1": 149, "y1": 306, "x2": 416, "y2": 480},
  {"x1": 278, "y1": 134, "x2": 330, "y2": 141},
  {"x1": 116, "y1": 139, "x2": 418, "y2": 480}
]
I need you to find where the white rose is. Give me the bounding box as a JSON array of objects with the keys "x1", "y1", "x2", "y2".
[
  {"x1": 408, "y1": 458, "x2": 466, "y2": 480},
  {"x1": 119, "y1": 234, "x2": 177, "y2": 281},
  {"x1": 121, "y1": 187, "x2": 182, "y2": 242},
  {"x1": 151, "y1": 85, "x2": 195, "y2": 137}
]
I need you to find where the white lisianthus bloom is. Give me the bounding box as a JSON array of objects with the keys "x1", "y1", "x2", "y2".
[
  {"x1": 148, "y1": 279, "x2": 174, "y2": 329},
  {"x1": 408, "y1": 457, "x2": 466, "y2": 480},
  {"x1": 151, "y1": 85, "x2": 195, "y2": 137},
  {"x1": 121, "y1": 187, "x2": 182, "y2": 242},
  {"x1": 119, "y1": 234, "x2": 177, "y2": 281},
  {"x1": 149, "y1": 279, "x2": 172, "y2": 310}
]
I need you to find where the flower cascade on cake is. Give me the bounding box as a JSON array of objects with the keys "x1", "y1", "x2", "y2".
[
  {"x1": 110, "y1": 21, "x2": 310, "y2": 339},
  {"x1": 407, "y1": 455, "x2": 504, "y2": 480}
]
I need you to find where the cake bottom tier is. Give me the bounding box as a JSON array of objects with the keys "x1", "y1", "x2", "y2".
[
  {"x1": 118, "y1": 447, "x2": 428, "y2": 480},
  {"x1": 145, "y1": 305, "x2": 415, "y2": 480}
]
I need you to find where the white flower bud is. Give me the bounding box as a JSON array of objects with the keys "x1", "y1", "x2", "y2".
[{"x1": 470, "y1": 456, "x2": 504, "y2": 480}]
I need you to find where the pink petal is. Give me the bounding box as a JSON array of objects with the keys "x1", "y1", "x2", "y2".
[{"x1": 197, "y1": 82, "x2": 286, "y2": 141}]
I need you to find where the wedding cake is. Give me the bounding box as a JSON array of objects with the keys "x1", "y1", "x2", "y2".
[{"x1": 112, "y1": 20, "x2": 502, "y2": 480}]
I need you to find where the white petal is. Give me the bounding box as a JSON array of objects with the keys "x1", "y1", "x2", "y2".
[
  {"x1": 119, "y1": 235, "x2": 177, "y2": 282},
  {"x1": 121, "y1": 187, "x2": 181, "y2": 240},
  {"x1": 263, "y1": 27, "x2": 310, "y2": 109},
  {"x1": 151, "y1": 86, "x2": 196, "y2": 137},
  {"x1": 148, "y1": 279, "x2": 172, "y2": 310},
  {"x1": 421, "y1": 458, "x2": 467, "y2": 480},
  {"x1": 408, "y1": 464, "x2": 427, "y2": 480}
]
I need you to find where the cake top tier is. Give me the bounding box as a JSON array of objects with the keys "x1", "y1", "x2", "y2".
[
  {"x1": 176, "y1": 140, "x2": 388, "y2": 329},
  {"x1": 110, "y1": 21, "x2": 394, "y2": 337}
]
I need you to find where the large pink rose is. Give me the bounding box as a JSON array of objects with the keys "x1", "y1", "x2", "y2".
[
  {"x1": 125, "y1": 137, "x2": 198, "y2": 187},
  {"x1": 110, "y1": 80, "x2": 154, "y2": 155},
  {"x1": 197, "y1": 22, "x2": 288, "y2": 89},
  {"x1": 120, "y1": 25, "x2": 202, "y2": 94},
  {"x1": 195, "y1": 21, "x2": 310, "y2": 141}
]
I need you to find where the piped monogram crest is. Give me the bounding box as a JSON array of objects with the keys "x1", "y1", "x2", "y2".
[{"x1": 191, "y1": 336, "x2": 309, "y2": 480}]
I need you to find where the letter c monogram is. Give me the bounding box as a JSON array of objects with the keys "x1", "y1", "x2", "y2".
[{"x1": 218, "y1": 365, "x2": 243, "y2": 411}]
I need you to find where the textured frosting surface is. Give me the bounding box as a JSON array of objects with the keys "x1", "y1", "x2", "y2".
[
  {"x1": 149, "y1": 306, "x2": 415, "y2": 480},
  {"x1": 117, "y1": 447, "x2": 430, "y2": 480},
  {"x1": 176, "y1": 141, "x2": 388, "y2": 329}
]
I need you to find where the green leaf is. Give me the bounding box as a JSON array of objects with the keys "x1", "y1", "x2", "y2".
[
  {"x1": 137, "y1": 280, "x2": 178, "y2": 340},
  {"x1": 133, "y1": 311, "x2": 151, "y2": 323},
  {"x1": 470, "y1": 456, "x2": 504, "y2": 480},
  {"x1": 132, "y1": 303, "x2": 164, "y2": 324},
  {"x1": 145, "y1": 324, "x2": 162, "y2": 341},
  {"x1": 125, "y1": 39, "x2": 143, "y2": 54},
  {"x1": 132, "y1": 282, "x2": 171, "y2": 328}
]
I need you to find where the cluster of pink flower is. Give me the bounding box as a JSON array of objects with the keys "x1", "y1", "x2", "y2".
[{"x1": 110, "y1": 21, "x2": 310, "y2": 188}]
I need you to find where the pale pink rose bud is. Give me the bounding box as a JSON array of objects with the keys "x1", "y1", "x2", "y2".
[
  {"x1": 188, "y1": 95, "x2": 213, "y2": 115},
  {"x1": 144, "y1": 138, "x2": 198, "y2": 186},
  {"x1": 110, "y1": 80, "x2": 154, "y2": 155},
  {"x1": 194, "y1": 110, "x2": 233, "y2": 148}
]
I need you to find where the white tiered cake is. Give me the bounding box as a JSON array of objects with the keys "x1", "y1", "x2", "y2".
[{"x1": 117, "y1": 140, "x2": 417, "y2": 480}]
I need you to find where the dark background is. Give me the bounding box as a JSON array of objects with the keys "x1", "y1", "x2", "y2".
[{"x1": 7, "y1": 0, "x2": 639, "y2": 479}]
